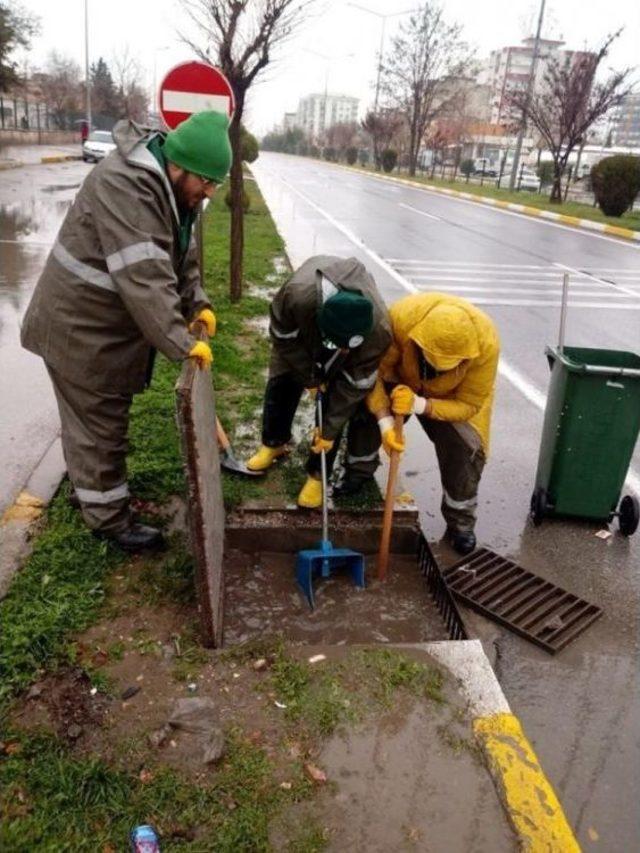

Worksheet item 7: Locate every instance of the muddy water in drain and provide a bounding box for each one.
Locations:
[224,551,449,645]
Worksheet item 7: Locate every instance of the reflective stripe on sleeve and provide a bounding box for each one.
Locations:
[75,482,130,505]
[341,368,378,389]
[347,450,379,464]
[443,489,478,510]
[53,241,116,292]
[106,241,170,273]
[270,324,299,340]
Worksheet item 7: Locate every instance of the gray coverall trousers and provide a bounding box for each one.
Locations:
[48,367,133,534]
[350,413,486,533]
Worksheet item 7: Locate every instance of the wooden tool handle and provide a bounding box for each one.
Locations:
[216,417,230,451]
[377,414,404,582]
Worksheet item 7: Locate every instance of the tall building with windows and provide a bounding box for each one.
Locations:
[295,93,359,140]
[611,93,640,148]
[479,38,594,126]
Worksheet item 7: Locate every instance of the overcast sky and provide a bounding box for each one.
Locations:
[18,0,640,134]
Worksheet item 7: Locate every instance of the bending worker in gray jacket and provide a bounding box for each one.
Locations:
[247,256,391,508]
[21,110,231,551]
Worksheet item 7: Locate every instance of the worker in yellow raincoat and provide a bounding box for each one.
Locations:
[344,292,500,555]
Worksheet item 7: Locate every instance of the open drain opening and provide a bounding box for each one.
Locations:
[221,512,467,648]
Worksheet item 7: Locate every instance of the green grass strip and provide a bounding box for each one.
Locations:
[349,163,640,231]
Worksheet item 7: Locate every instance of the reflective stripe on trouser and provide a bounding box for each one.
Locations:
[47,366,133,534]
[419,418,486,533]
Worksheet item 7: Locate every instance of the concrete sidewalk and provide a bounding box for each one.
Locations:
[0,143,82,169]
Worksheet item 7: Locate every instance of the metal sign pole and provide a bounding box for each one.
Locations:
[558,272,569,354]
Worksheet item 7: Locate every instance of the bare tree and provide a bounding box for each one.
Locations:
[326,121,358,155]
[179,0,314,302]
[39,51,83,129]
[508,31,634,202]
[112,45,149,123]
[361,108,403,167]
[379,2,472,176]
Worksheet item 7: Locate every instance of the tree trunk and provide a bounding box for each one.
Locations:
[549,161,563,203]
[228,97,244,303]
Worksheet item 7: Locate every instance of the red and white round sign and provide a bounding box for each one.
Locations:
[159,61,235,130]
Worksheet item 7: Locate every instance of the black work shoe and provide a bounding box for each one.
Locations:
[447,528,477,556]
[98,523,165,553]
[332,473,374,497]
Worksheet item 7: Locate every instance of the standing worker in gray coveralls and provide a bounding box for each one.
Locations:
[21,111,232,551]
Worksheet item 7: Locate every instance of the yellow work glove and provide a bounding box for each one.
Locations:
[190,308,217,337]
[311,428,334,455]
[307,384,326,400]
[189,341,213,369]
[377,416,406,455]
[390,384,429,416]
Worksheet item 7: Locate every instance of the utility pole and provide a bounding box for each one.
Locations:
[509,0,546,189]
[84,0,92,131]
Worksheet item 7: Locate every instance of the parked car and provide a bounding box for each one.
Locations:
[82,130,116,163]
[473,158,498,177]
[518,169,541,191]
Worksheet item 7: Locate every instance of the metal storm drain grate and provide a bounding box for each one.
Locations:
[442,548,602,653]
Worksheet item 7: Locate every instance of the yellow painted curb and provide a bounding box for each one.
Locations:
[1,491,45,524]
[474,713,581,852]
[341,163,640,243]
[604,223,636,238]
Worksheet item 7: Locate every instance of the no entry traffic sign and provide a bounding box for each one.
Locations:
[159,61,235,130]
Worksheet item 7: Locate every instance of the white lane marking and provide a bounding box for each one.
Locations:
[386,259,553,268]
[552,261,640,299]
[279,176,419,295]
[443,298,640,309]
[404,276,608,287]
[361,170,640,250]
[276,175,640,495]
[411,286,633,298]
[398,202,442,221]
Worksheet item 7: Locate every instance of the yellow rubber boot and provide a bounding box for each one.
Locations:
[246,445,287,472]
[297,475,323,509]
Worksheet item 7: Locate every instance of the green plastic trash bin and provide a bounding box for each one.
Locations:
[531,345,640,535]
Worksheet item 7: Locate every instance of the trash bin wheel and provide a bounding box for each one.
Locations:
[530,487,548,526]
[618,495,639,537]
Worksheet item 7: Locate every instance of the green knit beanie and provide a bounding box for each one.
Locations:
[318,290,374,348]
[163,110,232,183]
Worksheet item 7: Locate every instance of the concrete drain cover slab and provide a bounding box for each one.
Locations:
[443,548,602,653]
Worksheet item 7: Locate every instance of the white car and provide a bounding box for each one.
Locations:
[518,169,541,191]
[82,130,116,163]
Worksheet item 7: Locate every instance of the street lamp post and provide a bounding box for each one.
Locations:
[308,50,354,144]
[84,0,91,132]
[348,4,419,116]
[508,0,546,189]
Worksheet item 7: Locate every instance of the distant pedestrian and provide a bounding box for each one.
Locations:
[345,293,500,555]
[22,111,232,551]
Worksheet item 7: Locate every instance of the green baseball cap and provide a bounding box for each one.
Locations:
[163,110,232,183]
[318,290,374,348]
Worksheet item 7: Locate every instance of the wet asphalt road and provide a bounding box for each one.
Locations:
[0,160,91,515]
[251,153,640,850]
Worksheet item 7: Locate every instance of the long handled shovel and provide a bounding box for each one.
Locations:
[377,415,404,581]
[216,418,264,477]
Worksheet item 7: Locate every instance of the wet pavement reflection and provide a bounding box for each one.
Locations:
[0,161,90,514]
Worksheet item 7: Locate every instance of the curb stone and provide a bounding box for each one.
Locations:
[341,163,640,244]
